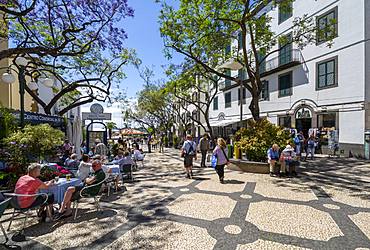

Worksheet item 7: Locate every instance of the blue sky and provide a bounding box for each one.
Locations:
[119,0,182,98]
[82,0,182,127]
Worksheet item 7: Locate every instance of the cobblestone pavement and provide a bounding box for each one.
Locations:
[1,148,369,250]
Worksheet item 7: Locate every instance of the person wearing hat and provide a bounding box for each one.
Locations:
[95,139,108,157]
[281,144,297,177]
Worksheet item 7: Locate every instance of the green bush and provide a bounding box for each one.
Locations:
[173,135,179,148]
[234,119,292,162]
[0,106,17,139]
[163,136,169,147]
[2,124,64,173]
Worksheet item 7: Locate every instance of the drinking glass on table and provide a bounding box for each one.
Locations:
[66,174,71,181]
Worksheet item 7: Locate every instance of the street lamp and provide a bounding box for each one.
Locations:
[1,56,53,127]
[220,60,244,123]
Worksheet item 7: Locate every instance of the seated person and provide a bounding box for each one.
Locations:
[133,145,144,161]
[112,151,133,169]
[56,160,106,219]
[281,145,298,176]
[77,154,92,181]
[15,163,55,222]
[64,153,79,169]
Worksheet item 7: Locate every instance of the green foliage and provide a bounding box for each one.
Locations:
[0,106,17,139]
[106,122,117,130]
[173,135,179,148]
[163,136,169,146]
[234,119,291,162]
[2,124,65,172]
[159,0,335,120]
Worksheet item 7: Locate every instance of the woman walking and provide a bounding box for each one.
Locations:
[213,138,229,183]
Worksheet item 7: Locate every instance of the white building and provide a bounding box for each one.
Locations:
[208,0,370,157]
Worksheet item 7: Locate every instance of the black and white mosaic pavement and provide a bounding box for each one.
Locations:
[1,151,369,249]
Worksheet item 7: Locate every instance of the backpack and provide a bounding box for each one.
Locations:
[186,142,195,156]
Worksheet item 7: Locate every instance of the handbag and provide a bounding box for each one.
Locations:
[211,154,217,168]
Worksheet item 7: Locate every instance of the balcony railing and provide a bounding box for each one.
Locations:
[262,49,302,74]
[219,49,302,91]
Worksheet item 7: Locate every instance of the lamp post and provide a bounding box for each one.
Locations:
[220,60,244,123]
[1,56,54,127]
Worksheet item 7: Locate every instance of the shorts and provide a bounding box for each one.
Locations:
[30,193,54,208]
[184,155,194,167]
[71,186,84,201]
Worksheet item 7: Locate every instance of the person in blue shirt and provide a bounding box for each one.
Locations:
[267,144,280,177]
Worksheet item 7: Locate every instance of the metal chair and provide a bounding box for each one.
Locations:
[134,154,145,168]
[4,193,48,234]
[104,174,119,196]
[72,177,108,220]
[120,164,134,182]
[0,198,11,244]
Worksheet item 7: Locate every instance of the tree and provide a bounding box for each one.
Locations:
[131,83,175,135]
[0,0,135,115]
[106,121,117,139]
[0,1,133,60]
[159,0,336,121]
[165,62,221,140]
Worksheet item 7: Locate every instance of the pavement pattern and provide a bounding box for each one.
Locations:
[0,148,369,250]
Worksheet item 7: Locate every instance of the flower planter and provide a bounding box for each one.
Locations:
[228,159,269,174]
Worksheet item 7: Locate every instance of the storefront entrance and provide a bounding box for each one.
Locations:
[296,118,312,137]
[295,107,313,137]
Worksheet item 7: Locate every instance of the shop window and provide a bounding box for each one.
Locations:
[278,116,291,127]
[317,56,338,90]
[278,2,293,24]
[213,96,218,110]
[318,113,336,128]
[278,71,292,97]
[317,7,338,45]
[225,92,232,108]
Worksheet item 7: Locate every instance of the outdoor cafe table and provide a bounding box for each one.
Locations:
[103,164,120,175]
[40,178,82,204]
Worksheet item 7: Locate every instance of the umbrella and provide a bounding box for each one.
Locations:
[67,119,73,142]
[121,128,145,136]
[72,114,83,159]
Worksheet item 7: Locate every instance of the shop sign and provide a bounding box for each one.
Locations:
[12,111,64,126]
[82,112,111,120]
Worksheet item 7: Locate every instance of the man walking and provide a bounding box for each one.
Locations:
[181,134,197,178]
[199,134,210,167]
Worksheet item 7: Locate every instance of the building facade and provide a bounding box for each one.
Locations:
[208,0,370,157]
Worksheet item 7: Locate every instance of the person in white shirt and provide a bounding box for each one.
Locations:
[77,154,91,181]
[133,145,144,161]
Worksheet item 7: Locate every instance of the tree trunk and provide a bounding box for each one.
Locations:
[249,93,261,121]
